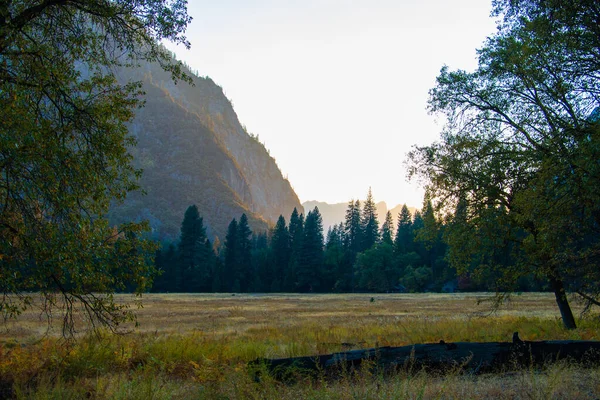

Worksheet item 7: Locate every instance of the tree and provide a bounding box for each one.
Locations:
[394,205,413,255]
[361,188,380,251]
[223,218,238,291]
[0,0,191,333]
[297,207,324,292]
[381,211,394,246]
[343,200,362,255]
[178,205,212,292]
[324,223,346,291]
[235,214,253,292]
[407,0,600,328]
[284,208,304,291]
[270,215,290,291]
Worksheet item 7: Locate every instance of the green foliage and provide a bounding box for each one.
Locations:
[343,200,362,256]
[394,205,413,254]
[355,243,396,292]
[297,207,324,292]
[178,205,213,292]
[0,0,192,333]
[408,0,600,327]
[270,215,290,291]
[380,211,394,246]
[361,188,380,251]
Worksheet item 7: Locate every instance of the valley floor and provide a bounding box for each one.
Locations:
[1,293,599,399]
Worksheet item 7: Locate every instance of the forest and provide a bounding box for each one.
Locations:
[152,188,544,294]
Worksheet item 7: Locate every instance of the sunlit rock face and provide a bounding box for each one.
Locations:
[109,61,303,242]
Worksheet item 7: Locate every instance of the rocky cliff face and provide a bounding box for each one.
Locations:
[109,62,303,241]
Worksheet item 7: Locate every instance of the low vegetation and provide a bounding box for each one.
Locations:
[1,293,599,399]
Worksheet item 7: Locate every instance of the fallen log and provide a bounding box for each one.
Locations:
[250,333,600,379]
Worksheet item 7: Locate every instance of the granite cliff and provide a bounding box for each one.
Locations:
[109,61,303,241]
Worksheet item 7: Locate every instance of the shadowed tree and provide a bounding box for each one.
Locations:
[284,208,304,291]
[0,0,192,333]
[381,211,394,246]
[361,188,380,251]
[394,205,413,255]
[408,0,600,328]
[178,205,211,292]
[270,215,290,292]
[223,218,238,291]
[297,207,324,292]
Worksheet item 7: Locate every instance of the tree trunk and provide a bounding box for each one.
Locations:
[550,276,577,329]
[252,337,600,380]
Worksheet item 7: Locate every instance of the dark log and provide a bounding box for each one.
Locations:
[250,333,600,380]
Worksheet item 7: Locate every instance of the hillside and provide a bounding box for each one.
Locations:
[108,62,303,242]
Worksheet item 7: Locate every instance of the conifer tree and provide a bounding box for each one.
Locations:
[297,207,324,292]
[178,205,211,292]
[271,215,290,291]
[381,211,394,246]
[323,224,345,291]
[285,208,304,291]
[394,205,413,254]
[223,218,238,291]
[361,188,380,251]
[235,214,253,292]
[344,200,362,255]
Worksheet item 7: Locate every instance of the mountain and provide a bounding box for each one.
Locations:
[108,61,303,242]
[303,200,417,233]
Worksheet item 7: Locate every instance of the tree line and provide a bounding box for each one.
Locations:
[152,188,548,294]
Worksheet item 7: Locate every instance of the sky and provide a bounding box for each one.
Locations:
[166,0,498,209]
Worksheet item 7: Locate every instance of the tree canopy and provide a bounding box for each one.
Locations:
[408,0,600,328]
[0,0,191,334]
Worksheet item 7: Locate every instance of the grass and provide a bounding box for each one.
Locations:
[1,292,600,398]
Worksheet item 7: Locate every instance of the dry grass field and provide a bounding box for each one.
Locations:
[1,292,600,399]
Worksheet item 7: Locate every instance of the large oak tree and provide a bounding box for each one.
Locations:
[408,0,600,328]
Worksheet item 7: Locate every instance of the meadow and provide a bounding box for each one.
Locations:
[1,292,600,399]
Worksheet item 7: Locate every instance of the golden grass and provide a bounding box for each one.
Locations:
[1,292,600,399]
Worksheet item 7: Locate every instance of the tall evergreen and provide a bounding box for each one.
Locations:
[297,207,324,292]
[361,187,380,251]
[178,205,211,292]
[235,214,253,292]
[394,204,413,254]
[251,231,270,292]
[271,215,290,291]
[285,208,304,291]
[223,218,238,291]
[324,223,346,291]
[344,199,362,254]
[381,210,394,246]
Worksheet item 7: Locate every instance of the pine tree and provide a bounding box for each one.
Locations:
[344,200,362,255]
[271,215,290,291]
[361,187,380,251]
[297,207,324,292]
[285,208,304,291]
[236,214,253,292]
[223,218,238,291]
[251,232,270,292]
[394,205,413,254]
[381,211,394,246]
[324,223,345,291]
[178,205,210,292]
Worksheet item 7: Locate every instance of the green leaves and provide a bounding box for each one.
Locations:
[0,0,190,335]
[408,0,600,328]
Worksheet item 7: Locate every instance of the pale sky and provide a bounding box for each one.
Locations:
[166,0,497,209]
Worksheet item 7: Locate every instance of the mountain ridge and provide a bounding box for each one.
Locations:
[108,60,303,242]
